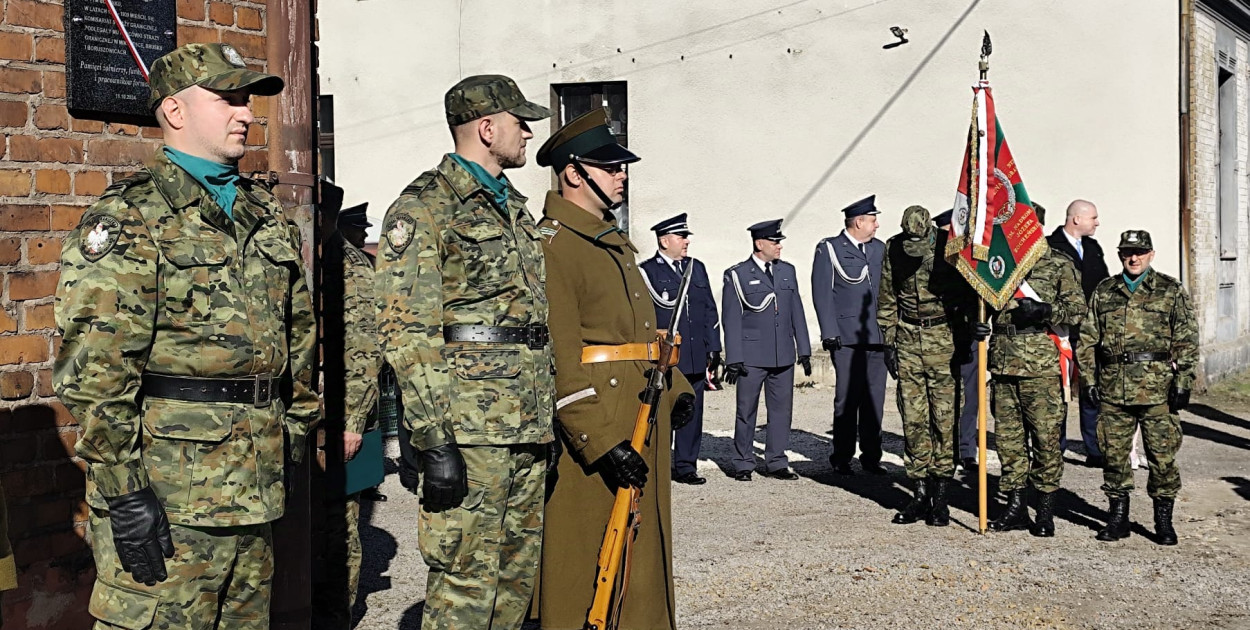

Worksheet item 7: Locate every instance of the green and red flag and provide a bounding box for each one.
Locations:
[944,79,1047,310]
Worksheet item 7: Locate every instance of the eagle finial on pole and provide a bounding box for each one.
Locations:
[979,30,992,80]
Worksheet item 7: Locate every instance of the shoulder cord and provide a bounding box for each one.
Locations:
[730,268,776,313]
[826,241,868,285]
[639,266,678,308]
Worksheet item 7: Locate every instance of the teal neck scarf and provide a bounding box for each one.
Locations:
[164,146,240,219]
[450,153,510,208]
[1123,268,1150,293]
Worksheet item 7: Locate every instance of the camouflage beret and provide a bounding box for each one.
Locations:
[444,74,551,126]
[1117,230,1153,251]
[901,205,931,237]
[148,43,283,111]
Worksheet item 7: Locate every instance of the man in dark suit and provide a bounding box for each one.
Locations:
[721,219,812,481]
[1047,199,1110,467]
[640,213,722,485]
[812,195,888,475]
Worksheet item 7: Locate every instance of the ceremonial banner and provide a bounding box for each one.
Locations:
[944,81,1047,310]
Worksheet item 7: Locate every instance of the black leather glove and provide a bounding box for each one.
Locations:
[671,393,696,430]
[973,322,992,341]
[597,441,649,489]
[798,355,812,377]
[397,423,422,494]
[822,337,842,353]
[1082,385,1101,408]
[1168,386,1191,413]
[1012,298,1052,326]
[708,351,722,376]
[723,362,747,385]
[418,444,468,512]
[884,346,899,381]
[105,487,175,586]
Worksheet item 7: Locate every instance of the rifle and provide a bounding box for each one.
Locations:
[584,261,694,630]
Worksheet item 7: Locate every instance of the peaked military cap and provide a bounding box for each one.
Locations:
[748,219,785,241]
[842,195,879,218]
[651,213,692,236]
[444,74,551,126]
[1032,201,1046,226]
[1117,230,1153,251]
[148,43,284,111]
[338,203,372,229]
[901,205,931,238]
[536,107,640,172]
[933,209,954,228]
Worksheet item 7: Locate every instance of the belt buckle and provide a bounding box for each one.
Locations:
[527,326,548,350]
[1119,352,1131,364]
[254,375,272,408]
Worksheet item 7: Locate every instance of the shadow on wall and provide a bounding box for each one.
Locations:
[0,402,95,629]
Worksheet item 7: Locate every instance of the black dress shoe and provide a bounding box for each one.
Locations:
[732,470,752,481]
[761,468,799,480]
[861,462,889,476]
[833,462,855,476]
[360,487,388,502]
[960,457,979,474]
[673,472,708,485]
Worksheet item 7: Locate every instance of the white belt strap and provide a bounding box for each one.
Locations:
[826,241,868,285]
[730,269,776,313]
[556,387,597,410]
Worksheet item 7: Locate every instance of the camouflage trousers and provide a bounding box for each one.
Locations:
[896,347,958,479]
[992,375,1066,493]
[419,444,546,630]
[312,494,361,629]
[87,510,272,629]
[1098,402,1183,499]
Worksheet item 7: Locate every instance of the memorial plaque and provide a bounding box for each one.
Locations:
[65,0,176,124]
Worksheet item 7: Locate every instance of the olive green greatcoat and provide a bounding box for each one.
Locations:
[537,192,691,630]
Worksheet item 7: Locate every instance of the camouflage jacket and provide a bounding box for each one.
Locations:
[878,228,972,364]
[1077,269,1198,406]
[54,150,318,528]
[988,247,1085,377]
[376,154,554,451]
[322,232,381,435]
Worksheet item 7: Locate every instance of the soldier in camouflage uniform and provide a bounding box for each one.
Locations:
[1078,230,1198,545]
[54,44,316,629]
[975,231,1084,537]
[878,206,970,527]
[376,74,555,630]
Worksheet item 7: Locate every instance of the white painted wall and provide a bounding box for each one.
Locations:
[319,0,1179,341]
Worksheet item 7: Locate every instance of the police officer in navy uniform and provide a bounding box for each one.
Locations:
[721,219,812,481]
[640,213,722,486]
[813,195,888,475]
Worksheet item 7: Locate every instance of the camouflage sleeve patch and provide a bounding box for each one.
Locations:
[384,213,415,254]
[79,214,122,262]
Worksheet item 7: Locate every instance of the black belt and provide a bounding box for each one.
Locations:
[1100,351,1170,365]
[443,324,549,350]
[993,324,1047,336]
[901,313,948,328]
[141,373,279,408]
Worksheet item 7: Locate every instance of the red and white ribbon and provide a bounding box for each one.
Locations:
[101,0,149,80]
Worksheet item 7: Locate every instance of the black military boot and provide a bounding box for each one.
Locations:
[1153,497,1178,546]
[925,476,950,527]
[988,488,1033,532]
[892,478,930,525]
[1029,491,1056,537]
[1096,496,1132,541]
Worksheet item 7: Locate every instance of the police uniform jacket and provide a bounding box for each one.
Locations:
[720,258,811,368]
[812,232,885,345]
[639,254,722,375]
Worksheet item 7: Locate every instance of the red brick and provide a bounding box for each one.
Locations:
[177,0,206,21]
[0,32,32,61]
[25,236,60,265]
[0,308,16,334]
[0,67,41,93]
[73,170,107,196]
[8,270,59,300]
[245,123,264,146]
[34,169,70,194]
[34,496,73,528]
[0,100,27,127]
[0,169,31,196]
[0,335,48,364]
[237,6,262,30]
[14,530,85,566]
[33,103,67,130]
[70,117,104,133]
[3,402,74,433]
[221,30,265,60]
[0,237,19,265]
[0,205,49,231]
[36,368,53,397]
[178,24,219,44]
[0,431,37,466]
[239,148,268,173]
[49,205,84,230]
[33,36,63,63]
[24,302,56,331]
[209,1,233,25]
[8,136,83,163]
[53,461,83,493]
[42,70,64,98]
[3,467,55,500]
[6,0,64,31]
[141,126,163,139]
[85,138,151,166]
[0,371,34,400]
[251,95,270,118]
[105,123,139,136]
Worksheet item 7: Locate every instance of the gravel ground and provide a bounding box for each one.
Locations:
[350,381,1250,629]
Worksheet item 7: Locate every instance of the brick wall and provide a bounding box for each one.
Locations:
[0,1,271,627]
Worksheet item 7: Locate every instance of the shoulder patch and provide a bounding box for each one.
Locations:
[79,215,122,262]
[385,214,415,254]
[401,171,439,197]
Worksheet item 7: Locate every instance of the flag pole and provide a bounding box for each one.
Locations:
[977,300,988,533]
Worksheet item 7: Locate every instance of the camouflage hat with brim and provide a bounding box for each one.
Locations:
[901,205,931,238]
[445,74,551,126]
[147,43,284,111]
[1117,229,1153,251]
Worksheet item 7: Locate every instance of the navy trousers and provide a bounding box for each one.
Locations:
[830,345,887,466]
[732,364,795,473]
[672,372,706,476]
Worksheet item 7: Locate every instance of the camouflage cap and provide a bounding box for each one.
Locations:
[1117,230,1153,251]
[148,43,284,111]
[444,74,551,126]
[901,205,931,238]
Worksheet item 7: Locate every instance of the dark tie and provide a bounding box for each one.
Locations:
[765,261,774,280]
[858,243,866,256]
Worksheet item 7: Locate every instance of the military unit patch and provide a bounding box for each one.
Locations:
[386,215,415,253]
[80,215,122,262]
[222,44,246,68]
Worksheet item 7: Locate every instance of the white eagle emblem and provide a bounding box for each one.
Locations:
[79,215,121,261]
[221,45,246,68]
[85,222,110,254]
[387,216,414,253]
